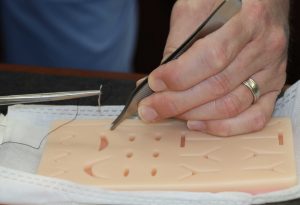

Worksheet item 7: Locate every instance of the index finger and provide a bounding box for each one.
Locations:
[149,5,253,92]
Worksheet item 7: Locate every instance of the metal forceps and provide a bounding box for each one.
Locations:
[0,90,100,106]
[110,0,242,130]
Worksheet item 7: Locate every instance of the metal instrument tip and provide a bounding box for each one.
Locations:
[110,122,117,131]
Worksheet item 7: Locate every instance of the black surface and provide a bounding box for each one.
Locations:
[134,0,174,74]
[287,0,300,84]
[0,71,136,114]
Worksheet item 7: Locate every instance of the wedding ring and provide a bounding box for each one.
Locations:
[243,78,260,104]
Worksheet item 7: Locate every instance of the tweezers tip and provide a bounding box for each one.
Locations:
[110,123,117,131]
[110,117,121,131]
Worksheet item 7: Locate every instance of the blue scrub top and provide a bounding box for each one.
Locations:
[0,0,137,72]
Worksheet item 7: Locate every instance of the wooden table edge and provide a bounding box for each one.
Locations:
[0,64,146,81]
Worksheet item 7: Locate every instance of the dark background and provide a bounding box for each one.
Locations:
[287,0,300,84]
[0,1,299,84]
[134,0,300,85]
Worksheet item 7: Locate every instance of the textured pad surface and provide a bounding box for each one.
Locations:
[38,118,297,193]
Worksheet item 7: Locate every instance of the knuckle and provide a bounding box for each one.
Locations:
[162,60,186,90]
[272,64,287,91]
[268,28,288,53]
[251,110,267,131]
[154,94,181,118]
[173,0,185,9]
[203,43,228,71]
[213,123,232,137]
[171,0,189,17]
[217,94,242,118]
[278,63,287,84]
[279,60,288,72]
[207,73,231,97]
[151,63,175,90]
[246,2,267,24]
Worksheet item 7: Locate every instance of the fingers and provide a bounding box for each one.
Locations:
[177,61,286,121]
[186,91,279,137]
[149,11,253,92]
[138,59,285,123]
[178,83,254,121]
[138,40,275,122]
[139,21,286,122]
[149,0,288,94]
[138,0,289,137]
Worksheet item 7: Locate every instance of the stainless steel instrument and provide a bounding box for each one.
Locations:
[0,90,100,106]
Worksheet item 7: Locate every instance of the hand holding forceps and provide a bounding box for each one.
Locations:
[110,0,242,130]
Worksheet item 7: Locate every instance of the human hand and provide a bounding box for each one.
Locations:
[138,0,290,136]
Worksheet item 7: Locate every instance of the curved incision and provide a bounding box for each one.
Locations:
[83,157,111,179]
[99,135,109,151]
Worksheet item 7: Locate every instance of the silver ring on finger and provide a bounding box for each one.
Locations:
[242,78,260,104]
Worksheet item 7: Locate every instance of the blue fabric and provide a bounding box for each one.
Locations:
[0,0,137,72]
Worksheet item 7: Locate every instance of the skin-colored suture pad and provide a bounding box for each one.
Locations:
[38,118,297,194]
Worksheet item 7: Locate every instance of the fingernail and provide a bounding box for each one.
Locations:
[187,121,206,131]
[138,106,158,122]
[149,78,167,92]
[136,77,147,86]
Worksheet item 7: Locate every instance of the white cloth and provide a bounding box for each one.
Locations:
[0,113,6,144]
[1,82,300,205]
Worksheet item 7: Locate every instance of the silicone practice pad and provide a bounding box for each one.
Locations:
[38,118,297,193]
